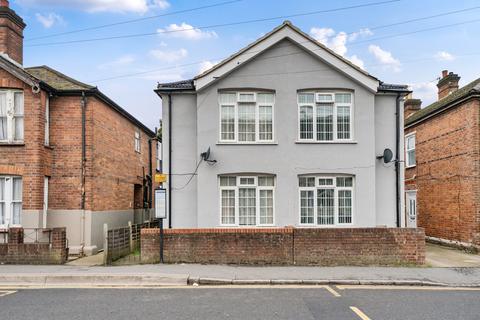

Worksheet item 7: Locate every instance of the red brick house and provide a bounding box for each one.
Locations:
[404,70,480,250]
[0,1,159,255]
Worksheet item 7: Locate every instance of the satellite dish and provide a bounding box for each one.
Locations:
[383,148,394,163]
[201,147,211,161]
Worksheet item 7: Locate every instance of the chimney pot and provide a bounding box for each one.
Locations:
[0,0,9,7]
[437,70,460,100]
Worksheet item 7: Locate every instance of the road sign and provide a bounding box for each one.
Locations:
[155,188,167,219]
[155,174,167,183]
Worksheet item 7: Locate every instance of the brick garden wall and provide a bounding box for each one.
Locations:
[405,99,480,247]
[0,227,68,264]
[141,227,425,266]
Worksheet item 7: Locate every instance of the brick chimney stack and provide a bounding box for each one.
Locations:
[404,93,422,119]
[0,0,26,64]
[437,70,460,100]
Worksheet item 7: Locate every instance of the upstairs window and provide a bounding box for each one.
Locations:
[299,175,354,226]
[134,131,141,153]
[45,97,50,146]
[298,92,353,142]
[219,92,274,143]
[0,90,24,143]
[405,133,416,167]
[219,175,275,226]
[156,141,162,172]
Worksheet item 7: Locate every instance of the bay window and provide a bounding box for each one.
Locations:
[299,175,354,226]
[219,175,274,226]
[298,92,353,142]
[219,92,274,143]
[0,90,24,143]
[0,176,22,227]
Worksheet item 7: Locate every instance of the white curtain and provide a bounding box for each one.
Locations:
[0,178,4,225]
[0,93,7,140]
[14,92,24,141]
[12,178,22,225]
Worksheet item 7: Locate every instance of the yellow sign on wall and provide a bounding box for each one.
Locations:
[155,173,167,183]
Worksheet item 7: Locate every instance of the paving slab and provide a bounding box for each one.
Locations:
[426,243,480,267]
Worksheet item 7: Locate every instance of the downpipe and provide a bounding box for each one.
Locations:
[80,92,87,255]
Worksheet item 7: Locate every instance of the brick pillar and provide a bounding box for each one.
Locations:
[8,227,23,244]
[141,228,160,263]
[51,227,66,249]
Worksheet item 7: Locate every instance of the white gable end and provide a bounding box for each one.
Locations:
[194,22,379,92]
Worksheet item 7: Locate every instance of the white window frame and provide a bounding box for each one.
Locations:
[219,175,275,227]
[0,90,24,143]
[298,175,354,227]
[134,130,141,153]
[405,132,416,168]
[405,190,417,223]
[156,141,162,172]
[0,176,22,228]
[218,92,275,144]
[297,91,354,142]
[45,97,50,146]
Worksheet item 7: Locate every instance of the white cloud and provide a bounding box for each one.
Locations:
[434,51,455,61]
[98,55,135,70]
[198,60,218,74]
[310,27,368,70]
[149,48,188,63]
[152,0,170,9]
[349,55,365,69]
[157,23,218,40]
[310,27,372,57]
[17,0,170,13]
[368,45,401,72]
[410,82,438,105]
[35,13,64,28]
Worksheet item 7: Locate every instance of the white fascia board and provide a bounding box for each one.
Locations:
[194,26,379,93]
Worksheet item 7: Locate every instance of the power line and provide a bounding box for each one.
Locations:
[26,0,402,47]
[26,0,243,41]
[88,16,480,84]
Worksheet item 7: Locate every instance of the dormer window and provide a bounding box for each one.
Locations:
[0,90,24,143]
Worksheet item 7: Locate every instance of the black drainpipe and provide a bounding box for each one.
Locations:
[395,93,401,227]
[168,93,173,228]
[148,138,153,209]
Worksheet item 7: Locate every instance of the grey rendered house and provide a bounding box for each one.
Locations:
[155,21,410,229]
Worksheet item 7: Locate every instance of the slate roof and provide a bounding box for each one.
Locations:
[23,65,155,136]
[405,78,480,127]
[25,65,95,91]
[156,79,195,91]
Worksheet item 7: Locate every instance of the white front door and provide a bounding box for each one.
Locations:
[406,191,417,228]
[0,176,22,228]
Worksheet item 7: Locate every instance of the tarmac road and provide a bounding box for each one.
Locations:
[1,286,480,319]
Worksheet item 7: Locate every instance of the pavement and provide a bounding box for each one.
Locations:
[0,243,479,288]
[425,243,480,267]
[1,287,480,319]
[0,263,479,288]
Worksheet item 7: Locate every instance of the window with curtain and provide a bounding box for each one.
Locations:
[299,175,354,226]
[0,176,22,227]
[134,131,141,153]
[297,92,353,142]
[219,175,274,226]
[219,92,274,143]
[405,133,416,167]
[0,90,23,143]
